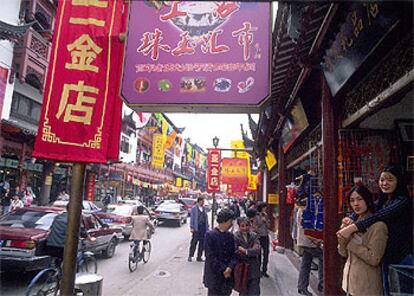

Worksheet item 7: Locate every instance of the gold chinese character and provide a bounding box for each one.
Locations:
[56,81,98,125]
[69,17,105,27]
[65,34,103,73]
[351,10,364,38]
[72,0,108,8]
[364,3,379,25]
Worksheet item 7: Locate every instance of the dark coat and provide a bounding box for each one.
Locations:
[234,231,261,279]
[203,228,237,290]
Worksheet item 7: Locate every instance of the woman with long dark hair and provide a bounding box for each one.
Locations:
[338,184,388,296]
[337,165,413,295]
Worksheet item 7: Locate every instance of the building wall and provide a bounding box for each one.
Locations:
[0,0,21,119]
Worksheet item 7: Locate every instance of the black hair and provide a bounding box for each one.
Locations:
[246,208,257,218]
[347,183,374,213]
[381,165,409,197]
[137,205,144,215]
[237,216,250,226]
[197,197,204,203]
[257,202,267,212]
[216,208,235,223]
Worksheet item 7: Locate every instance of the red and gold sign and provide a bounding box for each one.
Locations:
[207,149,221,193]
[85,172,96,201]
[221,158,248,185]
[33,0,125,163]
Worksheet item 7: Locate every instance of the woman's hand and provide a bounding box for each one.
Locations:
[238,246,246,254]
[341,217,353,227]
[223,267,232,278]
[336,224,358,239]
[337,233,349,245]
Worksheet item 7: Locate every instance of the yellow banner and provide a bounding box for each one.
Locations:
[247,174,257,191]
[161,118,168,145]
[231,140,251,177]
[151,133,165,169]
[265,149,277,170]
[176,177,182,187]
[268,193,279,205]
[183,179,191,188]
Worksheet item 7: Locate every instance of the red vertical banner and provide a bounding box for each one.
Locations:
[0,66,8,117]
[33,0,125,163]
[85,172,96,201]
[206,148,221,193]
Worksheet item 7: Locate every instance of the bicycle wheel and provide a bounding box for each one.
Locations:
[128,250,138,272]
[78,255,98,274]
[26,268,60,296]
[142,240,151,263]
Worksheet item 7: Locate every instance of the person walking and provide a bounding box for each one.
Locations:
[234,217,261,296]
[296,206,323,296]
[188,197,209,262]
[337,165,413,295]
[9,194,24,212]
[203,208,237,296]
[254,202,270,278]
[24,190,33,206]
[338,184,388,296]
[1,188,12,214]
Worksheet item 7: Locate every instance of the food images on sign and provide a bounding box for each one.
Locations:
[134,78,150,93]
[237,77,254,94]
[158,79,172,92]
[180,77,206,93]
[214,78,232,92]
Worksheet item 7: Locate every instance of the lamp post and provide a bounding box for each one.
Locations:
[211,136,219,228]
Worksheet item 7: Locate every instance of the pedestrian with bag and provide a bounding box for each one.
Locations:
[203,208,237,296]
[254,202,270,278]
[234,217,261,296]
[337,183,388,296]
[188,197,209,262]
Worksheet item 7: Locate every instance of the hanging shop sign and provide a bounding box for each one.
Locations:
[33,0,124,163]
[207,148,221,193]
[85,172,96,201]
[321,2,400,96]
[247,174,257,192]
[268,193,279,205]
[121,1,271,113]
[0,66,8,116]
[151,133,165,169]
[221,158,248,185]
[280,98,309,153]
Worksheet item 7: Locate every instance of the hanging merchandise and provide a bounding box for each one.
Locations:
[286,182,297,205]
[297,172,324,239]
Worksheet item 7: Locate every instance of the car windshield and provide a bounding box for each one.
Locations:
[157,203,180,212]
[0,210,59,230]
[107,205,133,216]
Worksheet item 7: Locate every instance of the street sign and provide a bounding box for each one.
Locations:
[207,149,221,193]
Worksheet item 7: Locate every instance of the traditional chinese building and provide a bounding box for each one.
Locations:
[0,0,56,197]
[253,2,413,295]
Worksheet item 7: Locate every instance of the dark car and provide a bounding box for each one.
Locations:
[178,198,196,216]
[0,206,122,272]
[95,203,156,240]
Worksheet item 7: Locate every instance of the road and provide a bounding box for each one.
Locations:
[0,217,200,296]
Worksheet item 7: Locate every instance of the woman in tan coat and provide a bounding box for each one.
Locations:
[338,184,388,296]
[130,205,155,243]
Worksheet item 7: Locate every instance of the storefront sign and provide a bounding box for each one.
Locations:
[151,133,165,169]
[322,2,400,96]
[85,172,96,201]
[0,66,8,117]
[122,1,271,112]
[207,148,221,193]
[268,193,279,205]
[221,158,248,185]
[247,174,257,192]
[33,0,125,163]
[280,99,309,153]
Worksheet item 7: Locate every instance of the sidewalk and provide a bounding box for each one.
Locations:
[122,240,317,296]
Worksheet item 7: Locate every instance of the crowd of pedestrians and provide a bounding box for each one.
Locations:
[0,180,34,214]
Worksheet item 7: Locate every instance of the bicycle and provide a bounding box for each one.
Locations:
[25,242,97,296]
[128,239,152,272]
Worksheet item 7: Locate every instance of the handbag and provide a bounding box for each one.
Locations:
[234,262,250,293]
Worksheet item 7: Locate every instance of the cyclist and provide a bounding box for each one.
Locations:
[130,205,155,256]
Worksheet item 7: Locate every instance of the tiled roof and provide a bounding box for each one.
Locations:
[0,20,36,41]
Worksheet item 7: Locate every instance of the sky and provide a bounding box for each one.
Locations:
[165,113,259,153]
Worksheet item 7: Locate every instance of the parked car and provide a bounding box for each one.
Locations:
[95,203,156,240]
[0,206,122,272]
[178,198,196,216]
[154,202,188,227]
[51,200,102,214]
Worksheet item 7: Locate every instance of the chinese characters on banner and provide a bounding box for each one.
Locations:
[33,0,125,163]
[207,148,221,193]
[221,158,248,185]
[151,133,165,169]
[85,172,96,201]
[121,1,271,110]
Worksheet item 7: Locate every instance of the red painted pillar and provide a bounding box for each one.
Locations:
[321,72,341,296]
[277,144,288,248]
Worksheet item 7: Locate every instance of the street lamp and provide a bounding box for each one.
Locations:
[211,136,219,228]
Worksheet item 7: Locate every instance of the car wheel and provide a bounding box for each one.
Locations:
[123,234,130,241]
[103,238,117,258]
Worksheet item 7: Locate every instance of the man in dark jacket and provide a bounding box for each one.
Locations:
[188,197,209,262]
[203,208,237,296]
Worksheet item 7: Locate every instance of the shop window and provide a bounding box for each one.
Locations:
[25,73,42,90]
[11,92,42,124]
[120,135,130,154]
